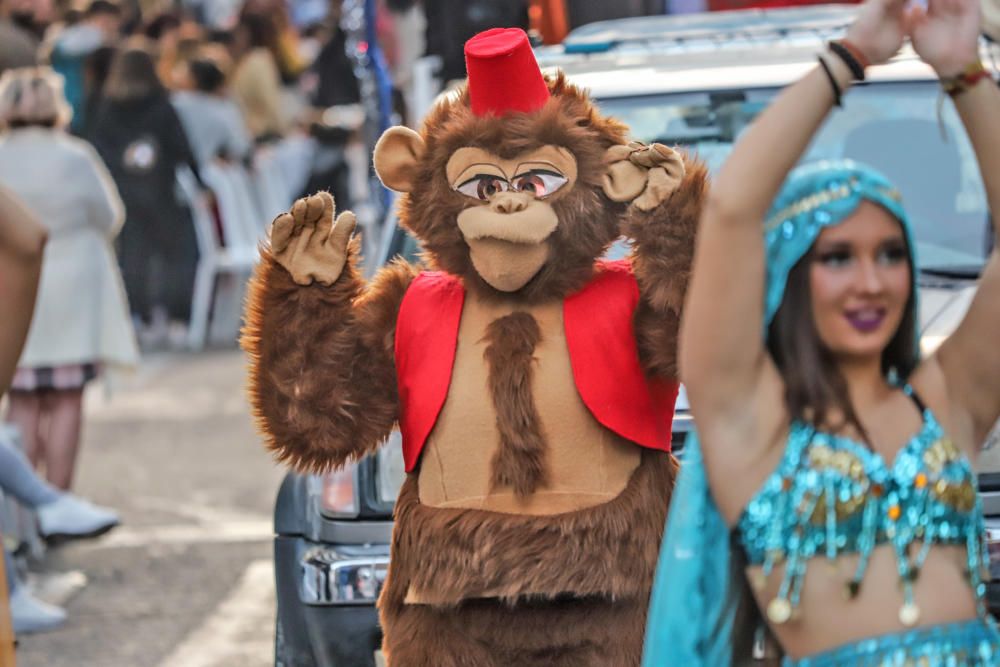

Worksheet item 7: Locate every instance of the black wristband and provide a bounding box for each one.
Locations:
[818,56,843,107]
[828,41,866,81]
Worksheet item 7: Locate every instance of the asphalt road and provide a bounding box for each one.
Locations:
[14,349,285,667]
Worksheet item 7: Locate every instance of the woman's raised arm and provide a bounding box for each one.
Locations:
[911,0,1000,446]
[680,0,909,416]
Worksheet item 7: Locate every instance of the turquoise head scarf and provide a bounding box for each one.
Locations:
[642,160,919,666]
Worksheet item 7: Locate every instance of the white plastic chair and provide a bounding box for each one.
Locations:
[201,163,259,261]
[222,163,266,238]
[253,147,294,223]
[176,168,258,350]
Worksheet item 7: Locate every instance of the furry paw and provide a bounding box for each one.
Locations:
[602,142,686,211]
[270,192,357,286]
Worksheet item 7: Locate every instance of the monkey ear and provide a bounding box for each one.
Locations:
[601,144,648,202]
[374,126,426,193]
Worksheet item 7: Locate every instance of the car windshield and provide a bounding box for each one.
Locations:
[595,81,991,275]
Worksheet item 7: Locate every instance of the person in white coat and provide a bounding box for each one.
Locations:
[0,66,139,490]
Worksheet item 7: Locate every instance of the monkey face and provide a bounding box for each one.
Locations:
[373,75,646,302]
[446,146,577,291]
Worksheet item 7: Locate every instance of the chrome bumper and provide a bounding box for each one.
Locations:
[299,544,390,606]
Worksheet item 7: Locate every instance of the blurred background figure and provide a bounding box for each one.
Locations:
[1,434,119,635]
[46,0,122,134]
[141,10,182,84]
[229,10,289,142]
[382,0,425,124]
[0,0,39,75]
[171,49,252,168]
[297,0,362,206]
[0,174,48,641]
[78,43,116,139]
[88,43,204,347]
[0,66,138,491]
[0,132,119,634]
[423,0,529,84]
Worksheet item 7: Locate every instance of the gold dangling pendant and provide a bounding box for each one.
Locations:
[899,602,920,627]
[767,597,792,624]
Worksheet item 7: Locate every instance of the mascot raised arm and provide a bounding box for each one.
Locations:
[243,27,705,667]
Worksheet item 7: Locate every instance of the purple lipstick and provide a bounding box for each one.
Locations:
[845,307,886,333]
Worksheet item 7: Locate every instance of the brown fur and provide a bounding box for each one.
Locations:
[379,449,676,609]
[244,63,702,666]
[380,449,676,666]
[625,159,708,379]
[244,71,703,471]
[241,248,417,472]
[398,73,630,304]
[482,312,548,496]
[382,594,647,667]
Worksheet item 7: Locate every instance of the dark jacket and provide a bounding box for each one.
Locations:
[88,93,200,233]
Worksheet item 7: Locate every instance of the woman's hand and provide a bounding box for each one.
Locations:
[907,0,982,77]
[846,0,909,65]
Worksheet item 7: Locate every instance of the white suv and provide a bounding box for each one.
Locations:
[537,3,1000,604]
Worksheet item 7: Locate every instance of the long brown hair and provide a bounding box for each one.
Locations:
[765,228,918,442]
[730,225,918,665]
[103,42,166,102]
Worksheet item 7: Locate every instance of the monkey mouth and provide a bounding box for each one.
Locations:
[456,205,558,245]
[465,236,550,293]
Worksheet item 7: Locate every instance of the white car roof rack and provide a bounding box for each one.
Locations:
[556,4,858,54]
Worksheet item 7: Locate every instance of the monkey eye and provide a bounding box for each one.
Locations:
[511,170,568,198]
[454,175,510,200]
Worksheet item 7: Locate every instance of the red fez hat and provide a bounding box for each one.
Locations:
[464,28,550,117]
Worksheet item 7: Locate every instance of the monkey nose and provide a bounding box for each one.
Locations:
[491,192,531,214]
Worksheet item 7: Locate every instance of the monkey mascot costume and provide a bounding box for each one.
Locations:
[243,27,705,667]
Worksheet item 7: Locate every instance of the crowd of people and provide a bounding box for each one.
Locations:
[0,0,453,642]
[0,0,551,642]
[1,0,999,662]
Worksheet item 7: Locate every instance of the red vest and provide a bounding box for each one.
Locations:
[394,260,679,472]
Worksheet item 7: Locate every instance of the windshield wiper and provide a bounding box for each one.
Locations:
[919,265,983,280]
[651,135,725,145]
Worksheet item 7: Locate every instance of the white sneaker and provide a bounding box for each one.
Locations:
[9,585,66,634]
[36,494,120,542]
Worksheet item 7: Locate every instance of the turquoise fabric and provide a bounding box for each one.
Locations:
[783,619,1000,667]
[738,401,987,622]
[761,160,914,327]
[642,430,738,667]
[49,48,86,133]
[642,160,923,667]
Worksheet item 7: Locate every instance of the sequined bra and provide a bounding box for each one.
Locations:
[735,388,988,628]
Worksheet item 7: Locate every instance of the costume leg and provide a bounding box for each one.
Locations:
[382,602,500,667]
[384,595,646,667]
[468,595,647,667]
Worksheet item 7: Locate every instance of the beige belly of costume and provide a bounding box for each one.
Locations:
[416,297,641,516]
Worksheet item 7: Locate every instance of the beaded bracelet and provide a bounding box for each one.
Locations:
[817,55,843,107]
[828,39,869,81]
[941,61,991,97]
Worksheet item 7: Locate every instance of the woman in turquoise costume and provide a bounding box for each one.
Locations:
[643,0,1000,663]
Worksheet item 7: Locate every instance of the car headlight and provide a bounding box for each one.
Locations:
[376,431,406,505]
[319,464,360,518]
